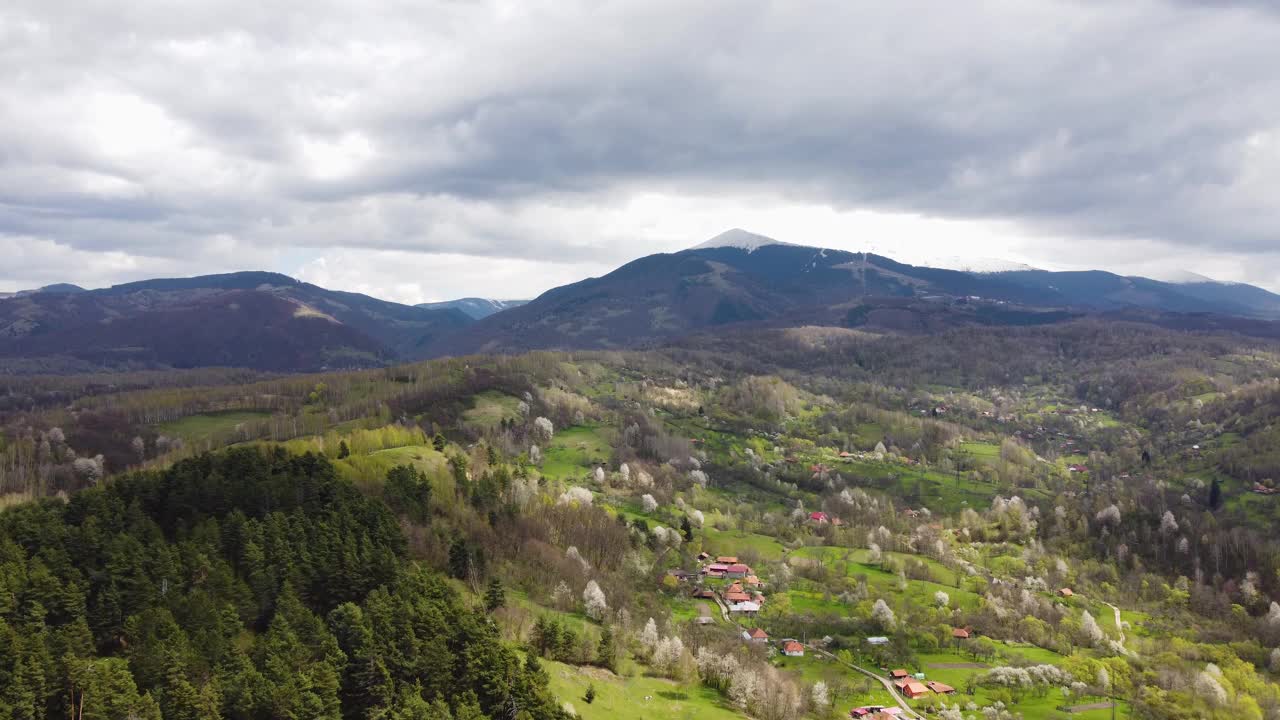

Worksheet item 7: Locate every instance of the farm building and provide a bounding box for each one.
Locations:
[898,681,930,699]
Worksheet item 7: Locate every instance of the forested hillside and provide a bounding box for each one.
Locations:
[5,321,1280,719]
[0,447,566,719]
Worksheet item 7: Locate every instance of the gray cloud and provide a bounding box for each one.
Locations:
[2,0,1280,293]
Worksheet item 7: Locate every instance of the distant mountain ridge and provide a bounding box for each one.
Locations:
[0,271,472,373]
[416,297,528,320]
[426,230,1280,356]
[7,231,1280,372]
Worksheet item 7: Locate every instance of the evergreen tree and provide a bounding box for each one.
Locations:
[484,578,506,613]
[329,603,393,720]
[596,625,616,671]
[338,441,350,459]
[448,538,472,581]
[385,465,431,523]
[680,516,694,542]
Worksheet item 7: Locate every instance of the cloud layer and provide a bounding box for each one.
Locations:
[3,0,1280,298]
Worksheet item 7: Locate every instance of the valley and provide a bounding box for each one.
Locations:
[4,320,1280,719]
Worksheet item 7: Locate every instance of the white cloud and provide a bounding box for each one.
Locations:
[293,250,610,305]
[3,0,1280,295]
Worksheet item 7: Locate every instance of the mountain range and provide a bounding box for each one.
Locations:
[5,229,1280,372]
[0,272,470,373]
[415,297,529,320]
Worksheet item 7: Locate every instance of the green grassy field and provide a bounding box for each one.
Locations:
[772,652,896,708]
[788,546,981,611]
[157,410,272,443]
[462,390,523,429]
[542,659,741,720]
[909,650,1128,719]
[960,440,1001,461]
[541,425,614,481]
[701,527,787,562]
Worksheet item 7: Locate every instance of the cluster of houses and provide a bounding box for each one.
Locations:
[886,669,954,699]
[693,553,768,614]
[736,628,808,658]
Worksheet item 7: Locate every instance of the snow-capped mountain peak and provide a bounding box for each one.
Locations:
[690,228,793,253]
[1148,269,1226,285]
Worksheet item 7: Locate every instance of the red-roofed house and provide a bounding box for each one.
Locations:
[899,681,930,699]
[715,556,738,564]
[926,681,955,695]
[744,628,768,642]
[889,669,909,680]
[782,641,805,657]
[808,511,830,524]
[725,563,751,578]
[952,627,971,639]
[724,591,752,603]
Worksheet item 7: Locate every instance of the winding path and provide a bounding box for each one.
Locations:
[711,595,730,622]
[804,644,926,720]
[1103,602,1126,646]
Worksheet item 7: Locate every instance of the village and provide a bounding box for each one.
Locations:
[668,545,987,720]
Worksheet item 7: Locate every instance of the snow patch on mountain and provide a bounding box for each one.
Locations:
[908,255,1040,273]
[417,297,528,320]
[1144,269,1232,285]
[690,228,794,253]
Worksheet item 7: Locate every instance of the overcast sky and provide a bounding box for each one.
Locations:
[4,0,1280,302]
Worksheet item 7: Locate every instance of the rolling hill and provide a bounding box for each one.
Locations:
[0,271,472,372]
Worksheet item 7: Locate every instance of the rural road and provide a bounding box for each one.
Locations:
[805,644,926,720]
[1104,602,1126,646]
[711,595,730,622]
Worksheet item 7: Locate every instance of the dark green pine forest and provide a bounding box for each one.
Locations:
[0,447,566,720]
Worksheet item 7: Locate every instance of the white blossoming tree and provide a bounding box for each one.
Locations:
[811,681,829,713]
[533,416,554,443]
[639,618,659,656]
[871,599,896,630]
[1080,610,1104,646]
[583,580,608,620]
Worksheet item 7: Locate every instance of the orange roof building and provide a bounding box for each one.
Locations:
[900,681,930,699]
